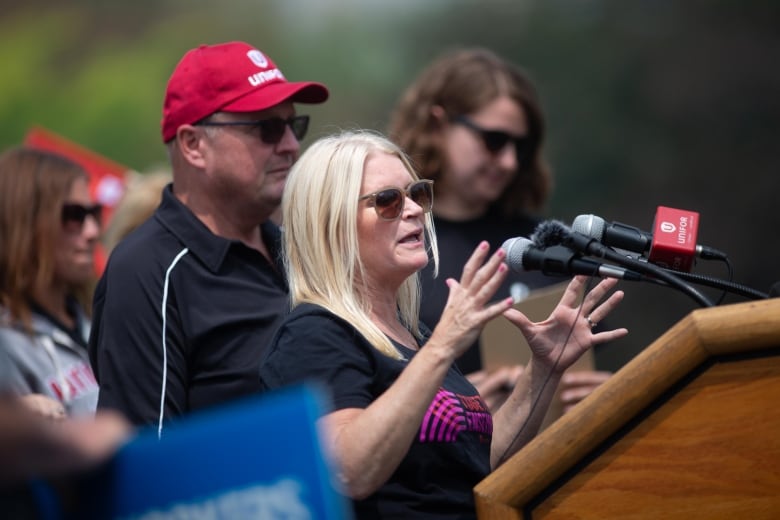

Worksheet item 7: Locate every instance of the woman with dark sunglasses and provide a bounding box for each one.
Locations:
[388,47,613,415]
[259,130,627,518]
[0,146,101,419]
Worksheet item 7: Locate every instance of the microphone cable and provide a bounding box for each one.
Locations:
[658,265,768,302]
[494,271,601,467]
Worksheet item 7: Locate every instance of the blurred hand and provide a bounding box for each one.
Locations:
[1,398,133,483]
[559,370,612,413]
[52,410,133,472]
[467,365,525,412]
[19,394,66,421]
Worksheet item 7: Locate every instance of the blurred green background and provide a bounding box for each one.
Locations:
[2,0,778,370]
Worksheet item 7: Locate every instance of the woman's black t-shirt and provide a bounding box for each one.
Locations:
[259,303,493,519]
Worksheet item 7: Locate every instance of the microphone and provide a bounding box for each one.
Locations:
[532,219,605,254]
[770,282,780,298]
[572,207,727,272]
[501,237,644,281]
[571,214,651,254]
[530,219,715,307]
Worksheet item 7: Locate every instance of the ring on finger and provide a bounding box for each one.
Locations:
[586,315,598,329]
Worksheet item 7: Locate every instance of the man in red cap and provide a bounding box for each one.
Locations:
[88,42,329,433]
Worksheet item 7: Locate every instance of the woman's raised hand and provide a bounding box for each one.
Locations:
[503,276,628,374]
[430,242,515,359]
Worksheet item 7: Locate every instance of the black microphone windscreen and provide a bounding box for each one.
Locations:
[531,220,571,248]
[770,282,780,298]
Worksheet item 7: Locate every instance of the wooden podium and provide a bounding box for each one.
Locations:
[474,297,780,519]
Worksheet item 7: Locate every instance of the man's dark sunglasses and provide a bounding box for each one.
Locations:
[196,115,310,144]
[62,203,102,227]
[453,115,533,161]
[359,180,434,221]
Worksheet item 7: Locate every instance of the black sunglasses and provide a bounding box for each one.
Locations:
[196,115,310,144]
[61,203,102,227]
[359,180,434,221]
[453,115,533,161]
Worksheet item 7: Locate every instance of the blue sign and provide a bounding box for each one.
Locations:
[75,384,351,519]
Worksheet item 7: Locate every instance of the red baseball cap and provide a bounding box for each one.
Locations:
[161,41,329,142]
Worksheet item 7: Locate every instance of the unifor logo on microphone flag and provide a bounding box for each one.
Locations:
[659,221,676,233]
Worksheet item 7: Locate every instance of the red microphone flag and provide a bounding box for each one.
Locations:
[649,206,700,272]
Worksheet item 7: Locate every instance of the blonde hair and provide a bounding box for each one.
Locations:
[282,130,439,359]
[103,169,171,252]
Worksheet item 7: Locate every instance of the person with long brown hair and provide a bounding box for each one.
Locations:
[388,47,612,412]
[0,146,101,418]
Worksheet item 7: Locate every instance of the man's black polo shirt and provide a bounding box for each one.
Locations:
[89,184,289,430]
